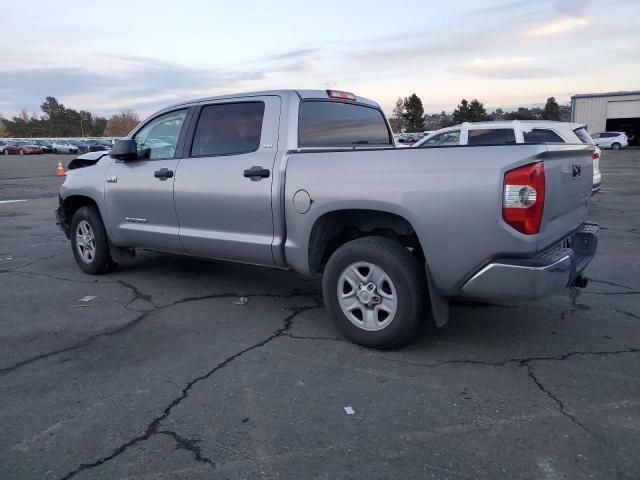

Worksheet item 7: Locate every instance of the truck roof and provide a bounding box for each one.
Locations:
[160,89,380,113]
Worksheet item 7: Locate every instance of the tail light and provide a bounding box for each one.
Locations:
[503,162,545,235]
[592,151,599,160]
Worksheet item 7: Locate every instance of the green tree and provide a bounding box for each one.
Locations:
[468,99,491,122]
[392,97,406,132]
[543,97,561,120]
[452,99,470,123]
[491,108,505,120]
[453,98,491,123]
[503,107,537,120]
[402,93,425,132]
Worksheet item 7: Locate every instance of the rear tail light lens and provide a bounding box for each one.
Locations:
[592,151,599,160]
[326,90,356,101]
[503,162,545,235]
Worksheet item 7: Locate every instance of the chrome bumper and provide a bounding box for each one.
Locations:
[461,223,598,301]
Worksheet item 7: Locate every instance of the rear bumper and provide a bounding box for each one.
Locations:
[461,223,598,301]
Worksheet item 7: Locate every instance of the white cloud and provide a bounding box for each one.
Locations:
[458,57,553,79]
[524,16,589,37]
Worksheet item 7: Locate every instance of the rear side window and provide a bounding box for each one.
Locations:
[191,102,264,157]
[468,129,516,146]
[573,127,594,144]
[299,101,391,147]
[420,130,460,147]
[523,128,565,143]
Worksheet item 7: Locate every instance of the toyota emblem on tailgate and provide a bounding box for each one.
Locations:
[572,163,582,178]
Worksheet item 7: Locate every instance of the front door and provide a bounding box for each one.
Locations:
[174,96,281,266]
[104,108,189,252]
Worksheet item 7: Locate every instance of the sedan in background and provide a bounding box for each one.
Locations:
[32,139,55,153]
[592,132,628,150]
[51,139,79,154]
[3,140,43,155]
[68,139,90,153]
[84,139,112,152]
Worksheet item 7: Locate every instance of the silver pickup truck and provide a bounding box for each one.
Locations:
[56,89,598,348]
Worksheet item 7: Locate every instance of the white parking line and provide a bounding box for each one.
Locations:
[0,199,28,204]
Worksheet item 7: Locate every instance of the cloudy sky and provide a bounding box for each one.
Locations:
[0,0,638,118]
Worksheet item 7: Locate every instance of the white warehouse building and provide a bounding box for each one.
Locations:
[571,90,640,145]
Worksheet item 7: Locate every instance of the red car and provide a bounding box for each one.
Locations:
[3,140,43,155]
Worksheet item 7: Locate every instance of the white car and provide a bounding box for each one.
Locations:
[51,139,79,154]
[591,131,628,150]
[413,120,602,193]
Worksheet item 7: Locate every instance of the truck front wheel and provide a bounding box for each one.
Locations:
[70,206,117,274]
[322,236,426,349]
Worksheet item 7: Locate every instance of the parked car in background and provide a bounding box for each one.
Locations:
[592,131,628,150]
[32,139,54,153]
[68,139,90,153]
[55,89,598,348]
[395,133,420,144]
[0,140,8,155]
[51,139,80,154]
[84,139,111,152]
[3,140,42,155]
[414,121,602,193]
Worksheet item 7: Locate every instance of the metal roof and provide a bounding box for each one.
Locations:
[160,89,379,112]
[571,90,640,99]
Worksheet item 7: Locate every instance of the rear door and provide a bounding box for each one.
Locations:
[104,108,190,252]
[173,96,281,266]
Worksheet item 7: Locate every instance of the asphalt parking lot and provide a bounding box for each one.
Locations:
[1,151,639,480]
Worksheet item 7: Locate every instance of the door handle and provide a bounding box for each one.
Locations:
[243,166,270,181]
[154,168,174,180]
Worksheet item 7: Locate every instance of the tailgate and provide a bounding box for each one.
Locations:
[537,144,594,250]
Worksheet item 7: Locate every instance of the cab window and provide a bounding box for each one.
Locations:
[468,129,516,146]
[191,102,264,157]
[419,130,460,147]
[523,128,565,143]
[134,109,187,160]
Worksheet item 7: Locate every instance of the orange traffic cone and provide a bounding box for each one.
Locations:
[56,160,65,177]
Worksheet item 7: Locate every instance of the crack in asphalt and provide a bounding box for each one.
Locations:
[584,291,640,295]
[112,277,157,311]
[614,308,640,321]
[158,430,217,468]
[590,279,636,290]
[0,288,320,375]
[0,252,65,274]
[12,269,116,285]
[384,348,639,441]
[524,364,595,435]
[57,303,319,479]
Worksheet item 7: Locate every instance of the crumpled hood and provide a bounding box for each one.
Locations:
[67,151,110,170]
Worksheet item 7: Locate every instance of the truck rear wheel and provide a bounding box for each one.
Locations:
[322,236,426,349]
[70,206,117,274]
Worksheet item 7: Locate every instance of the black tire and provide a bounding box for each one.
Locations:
[53,148,58,154]
[322,236,427,349]
[611,142,621,150]
[70,206,117,274]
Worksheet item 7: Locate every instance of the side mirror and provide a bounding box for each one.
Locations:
[110,139,138,160]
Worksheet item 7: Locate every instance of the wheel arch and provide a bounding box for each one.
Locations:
[307,209,425,275]
[306,208,450,328]
[59,195,102,239]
